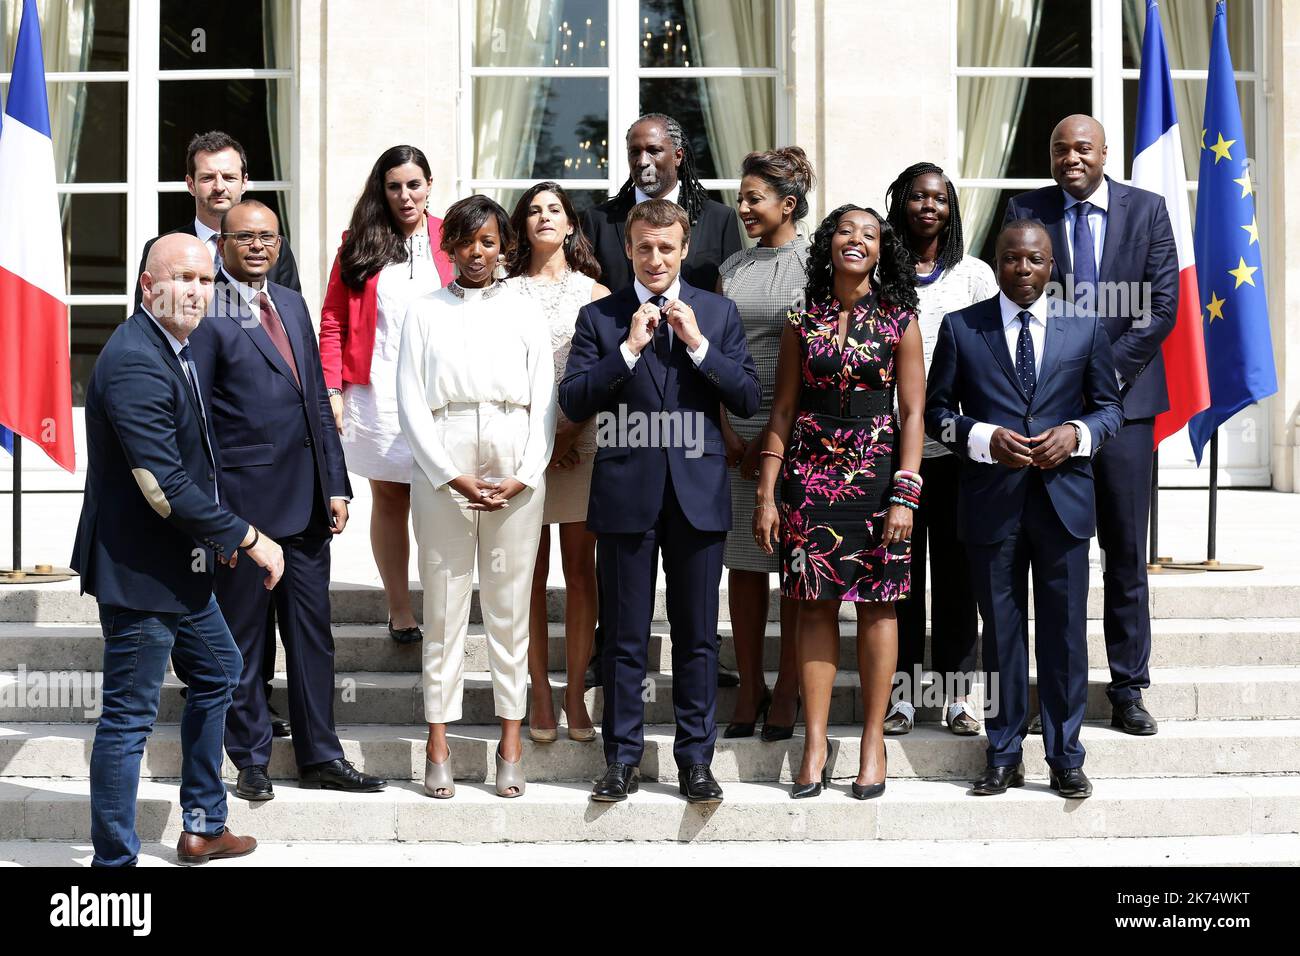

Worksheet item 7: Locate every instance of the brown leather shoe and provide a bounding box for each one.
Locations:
[176,829,258,865]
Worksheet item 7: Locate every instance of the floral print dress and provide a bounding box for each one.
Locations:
[780,291,914,603]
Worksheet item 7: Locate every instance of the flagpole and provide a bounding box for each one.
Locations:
[1166,428,1263,571]
[11,435,19,572]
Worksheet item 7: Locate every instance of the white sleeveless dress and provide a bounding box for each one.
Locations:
[506,270,598,525]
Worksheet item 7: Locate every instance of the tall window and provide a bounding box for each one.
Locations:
[463,0,785,217]
[0,0,294,407]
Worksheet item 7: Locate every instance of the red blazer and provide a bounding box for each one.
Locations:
[319,212,456,389]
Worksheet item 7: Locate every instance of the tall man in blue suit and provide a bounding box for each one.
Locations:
[1005,115,1177,736]
[926,220,1124,799]
[560,199,760,804]
[187,200,386,801]
[72,233,285,866]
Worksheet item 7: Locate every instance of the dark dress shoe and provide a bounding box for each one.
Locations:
[1049,766,1093,799]
[760,698,801,742]
[584,663,600,689]
[388,619,422,645]
[1111,699,1158,735]
[236,765,275,801]
[971,763,1026,795]
[270,717,292,738]
[723,689,771,738]
[591,762,639,802]
[1027,713,1043,735]
[717,668,740,688]
[299,757,387,792]
[678,763,724,804]
[176,829,257,865]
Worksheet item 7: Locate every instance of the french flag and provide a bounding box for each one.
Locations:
[0,0,74,472]
[1131,0,1210,448]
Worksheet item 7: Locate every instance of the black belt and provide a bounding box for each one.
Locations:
[799,388,893,418]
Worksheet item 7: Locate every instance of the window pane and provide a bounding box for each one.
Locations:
[476,187,609,221]
[157,189,291,242]
[638,0,774,68]
[958,187,1019,265]
[158,79,286,182]
[957,0,1089,69]
[1122,77,1256,181]
[64,82,127,182]
[1122,0,1255,71]
[160,0,286,70]
[474,0,609,68]
[473,76,608,180]
[65,192,127,296]
[71,305,127,407]
[638,77,775,180]
[957,76,1091,179]
[0,0,128,72]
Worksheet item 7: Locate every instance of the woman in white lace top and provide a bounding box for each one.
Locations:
[504,182,610,744]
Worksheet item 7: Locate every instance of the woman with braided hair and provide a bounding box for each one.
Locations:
[883,162,997,739]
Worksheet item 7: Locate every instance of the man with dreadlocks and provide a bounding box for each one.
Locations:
[581,113,743,294]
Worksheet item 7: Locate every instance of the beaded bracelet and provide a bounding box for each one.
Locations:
[888,496,919,511]
[894,469,923,485]
[759,450,785,462]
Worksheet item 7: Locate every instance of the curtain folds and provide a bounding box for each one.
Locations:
[263,0,295,237]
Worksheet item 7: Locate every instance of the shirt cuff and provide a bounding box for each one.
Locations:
[620,341,640,370]
[329,496,351,502]
[686,335,709,365]
[967,421,997,463]
[1066,419,1092,457]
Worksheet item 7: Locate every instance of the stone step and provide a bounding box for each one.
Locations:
[5,719,1300,783]
[5,578,1300,624]
[4,775,1297,843]
[4,617,1299,674]
[3,666,1296,724]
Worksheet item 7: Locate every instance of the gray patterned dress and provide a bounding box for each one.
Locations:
[719,236,809,572]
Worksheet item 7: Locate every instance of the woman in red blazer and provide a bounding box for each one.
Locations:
[320,145,455,643]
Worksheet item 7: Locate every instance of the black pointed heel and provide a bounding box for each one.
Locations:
[724,688,772,738]
[761,697,801,742]
[851,740,887,800]
[791,736,834,799]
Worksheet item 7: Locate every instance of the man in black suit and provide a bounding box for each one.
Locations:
[926,220,1124,799]
[561,199,759,804]
[133,129,301,312]
[1005,115,1178,737]
[186,200,386,801]
[581,113,744,688]
[73,233,285,866]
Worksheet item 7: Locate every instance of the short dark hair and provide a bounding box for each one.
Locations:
[625,198,690,246]
[186,131,249,180]
[999,217,1052,250]
[219,198,278,235]
[439,194,514,258]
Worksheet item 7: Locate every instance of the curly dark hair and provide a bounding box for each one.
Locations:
[505,181,602,280]
[803,204,918,312]
[439,194,514,261]
[884,161,965,275]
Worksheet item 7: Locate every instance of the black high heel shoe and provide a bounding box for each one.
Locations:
[388,618,422,645]
[851,739,887,800]
[761,697,801,743]
[724,688,772,738]
[791,736,834,799]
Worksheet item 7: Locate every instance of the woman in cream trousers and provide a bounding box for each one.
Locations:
[397,195,556,799]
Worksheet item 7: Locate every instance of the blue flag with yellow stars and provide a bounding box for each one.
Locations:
[1188,0,1277,463]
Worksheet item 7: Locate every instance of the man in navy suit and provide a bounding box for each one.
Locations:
[1005,115,1177,736]
[560,199,759,804]
[186,200,386,801]
[926,220,1124,799]
[72,233,284,866]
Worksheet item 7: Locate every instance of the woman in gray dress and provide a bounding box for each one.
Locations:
[718,147,816,739]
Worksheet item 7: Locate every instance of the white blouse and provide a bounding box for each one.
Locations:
[396,281,557,489]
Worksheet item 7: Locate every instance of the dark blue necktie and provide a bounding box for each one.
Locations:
[1015,311,1037,402]
[178,344,217,503]
[650,294,671,363]
[1072,200,1097,302]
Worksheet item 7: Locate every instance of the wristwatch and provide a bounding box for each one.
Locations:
[327,387,343,397]
[1070,422,1083,448]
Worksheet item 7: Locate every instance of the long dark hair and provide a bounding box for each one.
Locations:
[884,161,966,275]
[338,145,432,290]
[804,204,918,312]
[505,182,602,280]
[612,113,711,225]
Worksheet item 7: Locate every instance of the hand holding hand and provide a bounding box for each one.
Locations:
[990,427,1034,468]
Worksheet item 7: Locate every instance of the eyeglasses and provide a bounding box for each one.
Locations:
[221,232,281,247]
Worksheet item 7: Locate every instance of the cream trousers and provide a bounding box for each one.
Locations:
[410,402,545,723]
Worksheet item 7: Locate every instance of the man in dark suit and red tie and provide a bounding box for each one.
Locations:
[186,199,387,801]
[926,220,1124,799]
[1005,114,1178,736]
[560,199,760,805]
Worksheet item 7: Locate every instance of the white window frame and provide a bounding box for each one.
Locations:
[458,0,790,201]
[948,0,1270,487]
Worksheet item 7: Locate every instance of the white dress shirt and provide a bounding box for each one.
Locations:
[194,217,221,266]
[634,182,681,206]
[619,277,710,369]
[965,292,1092,463]
[1061,177,1108,277]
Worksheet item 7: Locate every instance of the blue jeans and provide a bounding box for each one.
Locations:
[89,594,242,867]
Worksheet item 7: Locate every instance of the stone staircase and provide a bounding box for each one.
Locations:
[1,579,1299,847]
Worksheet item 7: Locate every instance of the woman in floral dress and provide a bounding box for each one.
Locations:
[753,204,925,800]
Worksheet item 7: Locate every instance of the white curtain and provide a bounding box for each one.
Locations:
[1,0,95,216]
[473,0,560,182]
[263,0,295,235]
[957,0,1042,254]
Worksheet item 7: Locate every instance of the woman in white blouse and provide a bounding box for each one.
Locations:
[397,195,556,799]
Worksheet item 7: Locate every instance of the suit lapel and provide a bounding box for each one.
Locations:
[135,312,215,465]
[1097,176,1129,282]
[977,302,1029,403]
[222,280,302,393]
[1044,188,1072,281]
[1036,302,1069,390]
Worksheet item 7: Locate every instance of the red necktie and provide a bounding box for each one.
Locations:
[256,292,300,387]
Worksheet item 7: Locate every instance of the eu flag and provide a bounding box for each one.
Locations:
[1187,0,1277,463]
